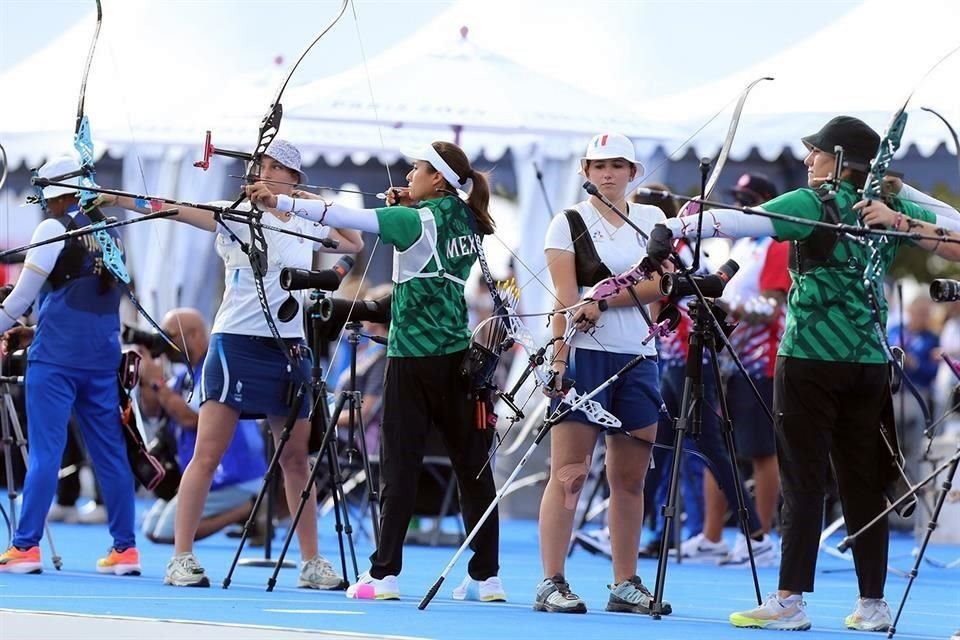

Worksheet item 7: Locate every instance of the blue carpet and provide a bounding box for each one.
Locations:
[2,502,958,639]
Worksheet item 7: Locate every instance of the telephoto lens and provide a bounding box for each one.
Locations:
[930,279,960,303]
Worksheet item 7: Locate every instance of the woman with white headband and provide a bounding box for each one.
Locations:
[246,140,506,603]
[535,132,670,615]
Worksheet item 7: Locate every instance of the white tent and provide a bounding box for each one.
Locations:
[643,0,960,161]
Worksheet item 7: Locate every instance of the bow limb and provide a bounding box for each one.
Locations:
[68,0,185,364]
[890,353,934,435]
[312,0,397,389]
[920,106,960,183]
[0,142,7,193]
[677,76,774,216]
[474,307,617,429]
[229,0,350,387]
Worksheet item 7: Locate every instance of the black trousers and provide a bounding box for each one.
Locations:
[370,350,499,580]
[775,356,889,597]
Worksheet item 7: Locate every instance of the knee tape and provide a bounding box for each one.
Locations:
[556,455,590,510]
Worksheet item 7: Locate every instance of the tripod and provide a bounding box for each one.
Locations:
[222,291,357,590]
[835,441,959,639]
[0,375,62,569]
[650,298,762,618]
[235,429,295,572]
[316,321,382,544]
[267,299,382,591]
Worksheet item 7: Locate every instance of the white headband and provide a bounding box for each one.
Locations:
[408,144,468,191]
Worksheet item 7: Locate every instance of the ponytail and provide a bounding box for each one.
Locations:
[432,141,496,235]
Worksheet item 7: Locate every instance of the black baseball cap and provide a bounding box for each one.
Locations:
[801,115,880,165]
[727,173,778,205]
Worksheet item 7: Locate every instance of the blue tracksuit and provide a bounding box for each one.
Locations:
[14,207,136,551]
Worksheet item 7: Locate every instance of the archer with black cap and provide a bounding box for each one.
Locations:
[643,114,960,632]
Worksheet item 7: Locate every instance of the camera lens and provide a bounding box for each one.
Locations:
[930,279,960,303]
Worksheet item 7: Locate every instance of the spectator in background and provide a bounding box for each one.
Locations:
[933,301,960,435]
[888,295,940,490]
[138,308,267,544]
[638,181,768,566]
[633,183,706,555]
[710,173,786,566]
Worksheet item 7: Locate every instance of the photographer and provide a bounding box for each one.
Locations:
[0,156,140,576]
[137,308,267,544]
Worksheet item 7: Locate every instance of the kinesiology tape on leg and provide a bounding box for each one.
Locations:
[556,455,590,510]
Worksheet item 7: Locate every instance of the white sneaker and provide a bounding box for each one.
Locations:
[163,552,210,587]
[47,504,79,524]
[845,598,892,632]
[298,555,343,590]
[730,593,812,631]
[669,533,729,562]
[452,575,507,602]
[720,533,778,567]
[573,528,611,557]
[77,504,108,525]
[345,571,400,600]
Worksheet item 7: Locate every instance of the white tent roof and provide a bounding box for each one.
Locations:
[644,0,960,160]
[285,25,669,148]
[3,0,955,169]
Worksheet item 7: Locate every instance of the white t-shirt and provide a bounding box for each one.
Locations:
[720,237,769,308]
[210,201,331,338]
[544,201,664,356]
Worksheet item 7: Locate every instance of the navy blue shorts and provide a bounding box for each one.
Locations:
[727,372,776,458]
[201,333,312,419]
[551,348,662,432]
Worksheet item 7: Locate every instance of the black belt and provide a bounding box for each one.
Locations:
[248,335,304,349]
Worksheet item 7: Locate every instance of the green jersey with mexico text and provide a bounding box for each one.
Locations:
[376,196,478,357]
[766,180,935,364]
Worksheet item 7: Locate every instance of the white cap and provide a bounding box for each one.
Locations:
[579,133,645,178]
[264,139,308,185]
[36,155,83,201]
[403,143,469,194]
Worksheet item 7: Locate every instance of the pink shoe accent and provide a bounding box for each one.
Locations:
[354,584,377,599]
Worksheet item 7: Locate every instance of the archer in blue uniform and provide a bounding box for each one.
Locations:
[0,155,140,576]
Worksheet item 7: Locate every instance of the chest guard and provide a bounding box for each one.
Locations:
[564,208,612,287]
[46,209,118,293]
[789,187,845,275]
[392,206,468,287]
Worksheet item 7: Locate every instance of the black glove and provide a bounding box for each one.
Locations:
[646,223,674,265]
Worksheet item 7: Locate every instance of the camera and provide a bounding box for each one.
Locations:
[668,259,740,300]
[2,348,27,378]
[930,279,960,303]
[122,325,178,359]
[280,255,354,292]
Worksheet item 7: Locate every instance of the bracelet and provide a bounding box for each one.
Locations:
[552,360,567,366]
[893,212,903,231]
